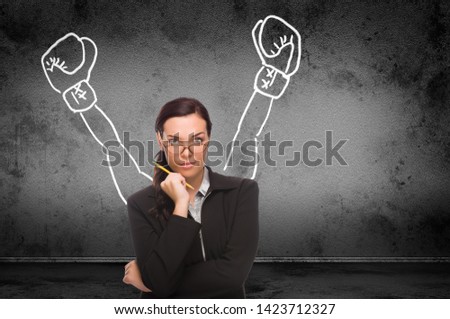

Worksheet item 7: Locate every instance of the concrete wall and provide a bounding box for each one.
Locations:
[1,0,449,258]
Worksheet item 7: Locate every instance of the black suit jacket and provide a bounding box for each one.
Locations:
[127,166,259,298]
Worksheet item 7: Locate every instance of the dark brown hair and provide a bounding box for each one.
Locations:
[151,97,212,220]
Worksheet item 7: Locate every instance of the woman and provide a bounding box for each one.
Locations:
[123,97,259,298]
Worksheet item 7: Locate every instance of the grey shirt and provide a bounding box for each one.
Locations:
[188,166,210,261]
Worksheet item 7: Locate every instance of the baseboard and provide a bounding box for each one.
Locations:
[0,256,449,262]
[255,257,450,262]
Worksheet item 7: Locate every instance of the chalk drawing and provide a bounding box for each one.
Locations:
[42,33,152,205]
[223,15,301,179]
[42,16,300,202]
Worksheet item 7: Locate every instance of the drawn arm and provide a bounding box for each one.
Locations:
[224,15,301,179]
[41,33,151,205]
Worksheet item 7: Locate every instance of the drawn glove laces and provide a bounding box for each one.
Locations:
[41,33,98,113]
[252,15,301,99]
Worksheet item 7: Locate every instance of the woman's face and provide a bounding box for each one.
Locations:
[157,113,209,179]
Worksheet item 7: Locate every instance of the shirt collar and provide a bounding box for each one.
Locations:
[197,166,210,197]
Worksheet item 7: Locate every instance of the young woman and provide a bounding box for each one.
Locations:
[123,97,259,298]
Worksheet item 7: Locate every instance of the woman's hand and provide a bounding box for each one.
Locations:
[160,173,190,217]
[123,260,151,293]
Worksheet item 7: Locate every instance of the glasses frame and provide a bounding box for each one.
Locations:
[160,132,209,154]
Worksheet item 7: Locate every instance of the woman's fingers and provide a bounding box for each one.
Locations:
[164,172,186,186]
[123,260,136,279]
[123,260,135,284]
[124,260,133,271]
[122,260,152,292]
[160,173,190,204]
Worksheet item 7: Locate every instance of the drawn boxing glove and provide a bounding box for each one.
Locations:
[41,33,98,113]
[252,15,301,99]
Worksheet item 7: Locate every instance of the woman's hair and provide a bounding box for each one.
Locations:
[150,97,212,220]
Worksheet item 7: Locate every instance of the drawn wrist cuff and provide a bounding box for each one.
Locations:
[253,65,290,99]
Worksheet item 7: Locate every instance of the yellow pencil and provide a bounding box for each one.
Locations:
[152,161,195,190]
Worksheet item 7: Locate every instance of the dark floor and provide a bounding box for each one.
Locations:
[0,263,449,298]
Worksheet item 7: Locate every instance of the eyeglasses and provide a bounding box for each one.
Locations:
[161,135,209,154]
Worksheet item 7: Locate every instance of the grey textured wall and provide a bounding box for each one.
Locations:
[1,0,449,258]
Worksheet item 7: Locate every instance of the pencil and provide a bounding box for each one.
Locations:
[152,161,195,190]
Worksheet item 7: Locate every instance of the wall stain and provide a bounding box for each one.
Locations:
[0,3,42,45]
[232,0,249,21]
[420,67,450,163]
[327,69,363,93]
[0,71,8,92]
[73,0,90,22]
[388,158,410,190]
[308,235,324,256]
[364,212,400,254]
[426,68,450,111]
[417,209,450,251]
[427,0,447,57]
[0,214,16,254]
[154,1,208,44]
[389,58,424,89]
[24,243,50,257]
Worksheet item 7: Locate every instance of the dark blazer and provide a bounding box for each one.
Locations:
[127,165,259,298]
